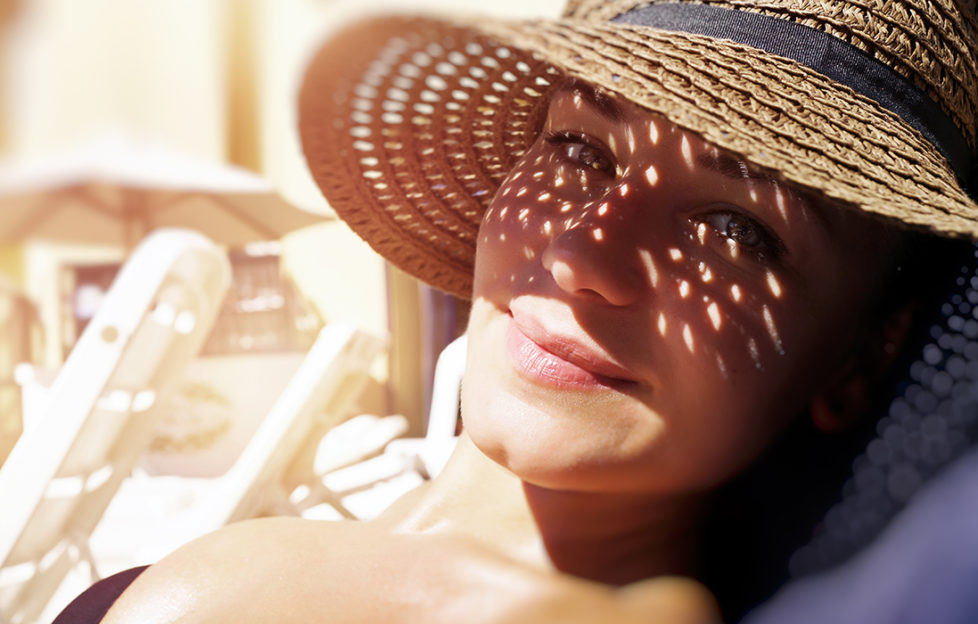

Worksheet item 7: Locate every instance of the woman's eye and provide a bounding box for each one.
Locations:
[701,211,784,259]
[545,132,614,174]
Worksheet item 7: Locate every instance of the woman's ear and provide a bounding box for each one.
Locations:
[810,301,916,433]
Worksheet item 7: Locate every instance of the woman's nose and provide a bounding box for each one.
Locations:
[541,212,650,306]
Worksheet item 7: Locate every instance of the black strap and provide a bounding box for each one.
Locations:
[614,3,976,195]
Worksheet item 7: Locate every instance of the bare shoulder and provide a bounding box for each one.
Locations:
[101,517,721,624]
[102,517,363,624]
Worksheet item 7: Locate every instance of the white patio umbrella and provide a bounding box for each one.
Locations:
[0,135,329,248]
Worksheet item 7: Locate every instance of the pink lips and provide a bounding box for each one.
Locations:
[505,315,636,390]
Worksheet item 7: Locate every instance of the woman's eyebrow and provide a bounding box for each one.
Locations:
[696,151,835,237]
[552,79,626,123]
[695,151,778,185]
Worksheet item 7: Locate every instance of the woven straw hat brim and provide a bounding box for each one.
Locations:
[299,14,978,299]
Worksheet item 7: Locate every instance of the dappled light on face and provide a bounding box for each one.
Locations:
[683,323,695,353]
[639,249,658,288]
[644,165,659,186]
[762,305,784,354]
[774,184,790,221]
[730,284,743,302]
[680,134,694,169]
[473,89,810,387]
[698,261,713,283]
[715,354,729,379]
[648,119,660,145]
[707,301,722,331]
[747,337,762,369]
[766,270,783,298]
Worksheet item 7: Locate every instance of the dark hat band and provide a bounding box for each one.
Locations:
[614,3,977,197]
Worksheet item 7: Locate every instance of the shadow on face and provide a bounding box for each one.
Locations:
[461,78,906,495]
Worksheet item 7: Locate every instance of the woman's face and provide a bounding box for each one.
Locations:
[462,81,901,495]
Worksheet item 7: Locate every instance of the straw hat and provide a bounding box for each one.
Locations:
[299,0,978,299]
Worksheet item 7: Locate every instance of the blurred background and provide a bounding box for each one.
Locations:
[0,1,564,621]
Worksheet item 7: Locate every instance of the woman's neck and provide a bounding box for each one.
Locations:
[381,433,707,586]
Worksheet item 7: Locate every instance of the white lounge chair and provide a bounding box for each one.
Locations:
[87,323,391,571]
[0,228,231,624]
[309,333,466,520]
[200,322,389,525]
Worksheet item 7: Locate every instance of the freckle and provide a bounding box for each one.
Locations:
[499,233,507,242]
[542,220,552,235]
[657,313,667,336]
[763,305,784,354]
[644,165,658,186]
[730,284,742,302]
[648,121,659,145]
[680,135,694,168]
[766,271,782,298]
[727,239,739,258]
[683,324,695,352]
[707,302,722,330]
[560,202,573,213]
[697,222,707,244]
[639,249,658,287]
[597,202,609,216]
[532,170,544,180]
[516,187,528,197]
[592,228,604,241]
[538,192,551,201]
[678,280,690,298]
[518,208,530,221]
[669,248,683,262]
[618,183,630,198]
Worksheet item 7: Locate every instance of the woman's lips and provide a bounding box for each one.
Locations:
[504,315,636,390]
